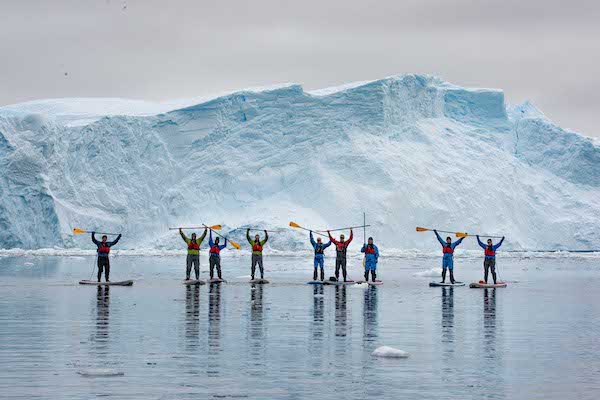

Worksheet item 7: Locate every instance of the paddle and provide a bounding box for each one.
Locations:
[456,232,504,239]
[73,228,120,236]
[169,225,222,230]
[233,228,287,233]
[416,227,468,236]
[203,225,241,249]
[289,222,328,237]
[315,224,370,232]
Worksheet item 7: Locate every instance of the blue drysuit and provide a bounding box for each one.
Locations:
[435,231,464,270]
[477,236,504,258]
[361,244,379,271]
[310,232,331,269]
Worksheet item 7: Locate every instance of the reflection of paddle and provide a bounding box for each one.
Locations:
[73,228,121,236]
[203,224,241,249]
[289,222,328,237]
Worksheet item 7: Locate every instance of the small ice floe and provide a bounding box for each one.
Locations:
[77,368,124,377]
[414,268,440,277]
[23,262,35,266]
[313,294,324,298]
[371,346,409,358]
[351,282,369,288]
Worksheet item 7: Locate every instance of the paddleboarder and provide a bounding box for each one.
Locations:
[434,230,465,284]
[328,229,353,282]
[477,235,505,284]
[247,229,268,280]
[310,231,332,281]
[91,232,122,282]
[208,230,228,280]
[180,227,207,280]
[361,237,379,282]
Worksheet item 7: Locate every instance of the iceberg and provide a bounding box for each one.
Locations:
[0,74,598,251]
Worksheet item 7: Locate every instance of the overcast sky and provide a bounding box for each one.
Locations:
[1,0,598,136]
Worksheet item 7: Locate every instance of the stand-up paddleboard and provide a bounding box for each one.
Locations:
[208,278,227,284]
[79,280,133,286]
[323,280,356,286]
[183,279,206,285]
[307,280,325,285]
[429,281,465,287]
[250,279,270,284]
[469,282,507,288]
[355,280,383,286]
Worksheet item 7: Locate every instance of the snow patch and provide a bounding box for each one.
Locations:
[77,368,124,377]
[372,346,409,358]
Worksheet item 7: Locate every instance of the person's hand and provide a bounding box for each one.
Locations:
[476,235,479,238]
[117,234,122,238]
[246,228,250,232]
[310,230,312,233]
[264,230,267,234]
[433,229,437,233]
[502,236,505,240]
[179,228,182,233]
[327,230,330,234]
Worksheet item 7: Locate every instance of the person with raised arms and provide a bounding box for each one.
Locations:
[208,230,228,280]
[247,229,268,280]
[310,231,332,281]
[328,229,353,282]
[477,235,505,284]
[361,237,379,282]
[91,232,122,282]
[434,229,465,284]
[180,227,207,280]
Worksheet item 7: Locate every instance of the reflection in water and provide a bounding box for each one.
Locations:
[94,286,110,353]
[440,286,455,363]
[312,285,325,341]
[481,288,505,397]
[207,283,222,377]
[335,285,348,338]
[247,284,265,376]
[363,286,378,343]
[483,288,496,345]
[185,284,201,350]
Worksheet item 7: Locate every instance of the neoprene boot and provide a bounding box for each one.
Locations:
[320,268,324,281]
[492,272,497,284]
[450,270,455,284]
[441,269,446,283]
[313,269,318,281]
[371,270,377,281]
[364,271,369,282]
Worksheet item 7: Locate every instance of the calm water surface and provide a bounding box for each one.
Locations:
[0,255,599,399]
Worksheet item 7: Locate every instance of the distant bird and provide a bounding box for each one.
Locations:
[64,72,68,76]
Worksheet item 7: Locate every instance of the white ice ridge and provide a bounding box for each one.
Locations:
[0,74,598,251]
[372,346,409,358]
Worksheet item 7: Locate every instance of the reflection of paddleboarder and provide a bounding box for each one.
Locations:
[91,232,121,282]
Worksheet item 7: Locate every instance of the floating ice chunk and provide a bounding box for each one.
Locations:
[414,268,441,277]
[313,294,324,298]
[372,346,409,358]
[351,282,369,288]
[23,262,35,266]
[77,368,124,377]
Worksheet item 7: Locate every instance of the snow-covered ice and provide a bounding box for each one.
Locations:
[372,346,409,358]
[0,75,598,251]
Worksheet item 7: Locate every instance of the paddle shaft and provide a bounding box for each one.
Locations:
[89,231,120,236]
[317,225,370,232]
[292,224,328,237]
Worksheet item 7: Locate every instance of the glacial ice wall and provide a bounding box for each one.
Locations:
[0,75,598,251]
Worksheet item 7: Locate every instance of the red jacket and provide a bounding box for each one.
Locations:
[329,230,353,257]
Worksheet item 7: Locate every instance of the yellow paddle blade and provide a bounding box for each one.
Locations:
[72,228,87,235]
[208,224,222,230]
[229,240,241,249]
[289,221,302,228]
[456,232,469,238]
[416,227,430,232]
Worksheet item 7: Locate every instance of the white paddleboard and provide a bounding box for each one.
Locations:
[429,281,465,287]
[183,279,206,285]
[369,280,383,286]
[250,279,270,284]
[469,282,507,288]
[79,280,133,286]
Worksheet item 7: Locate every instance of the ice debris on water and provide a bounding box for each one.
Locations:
[77,368,124,377]
[372,346,409,358]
